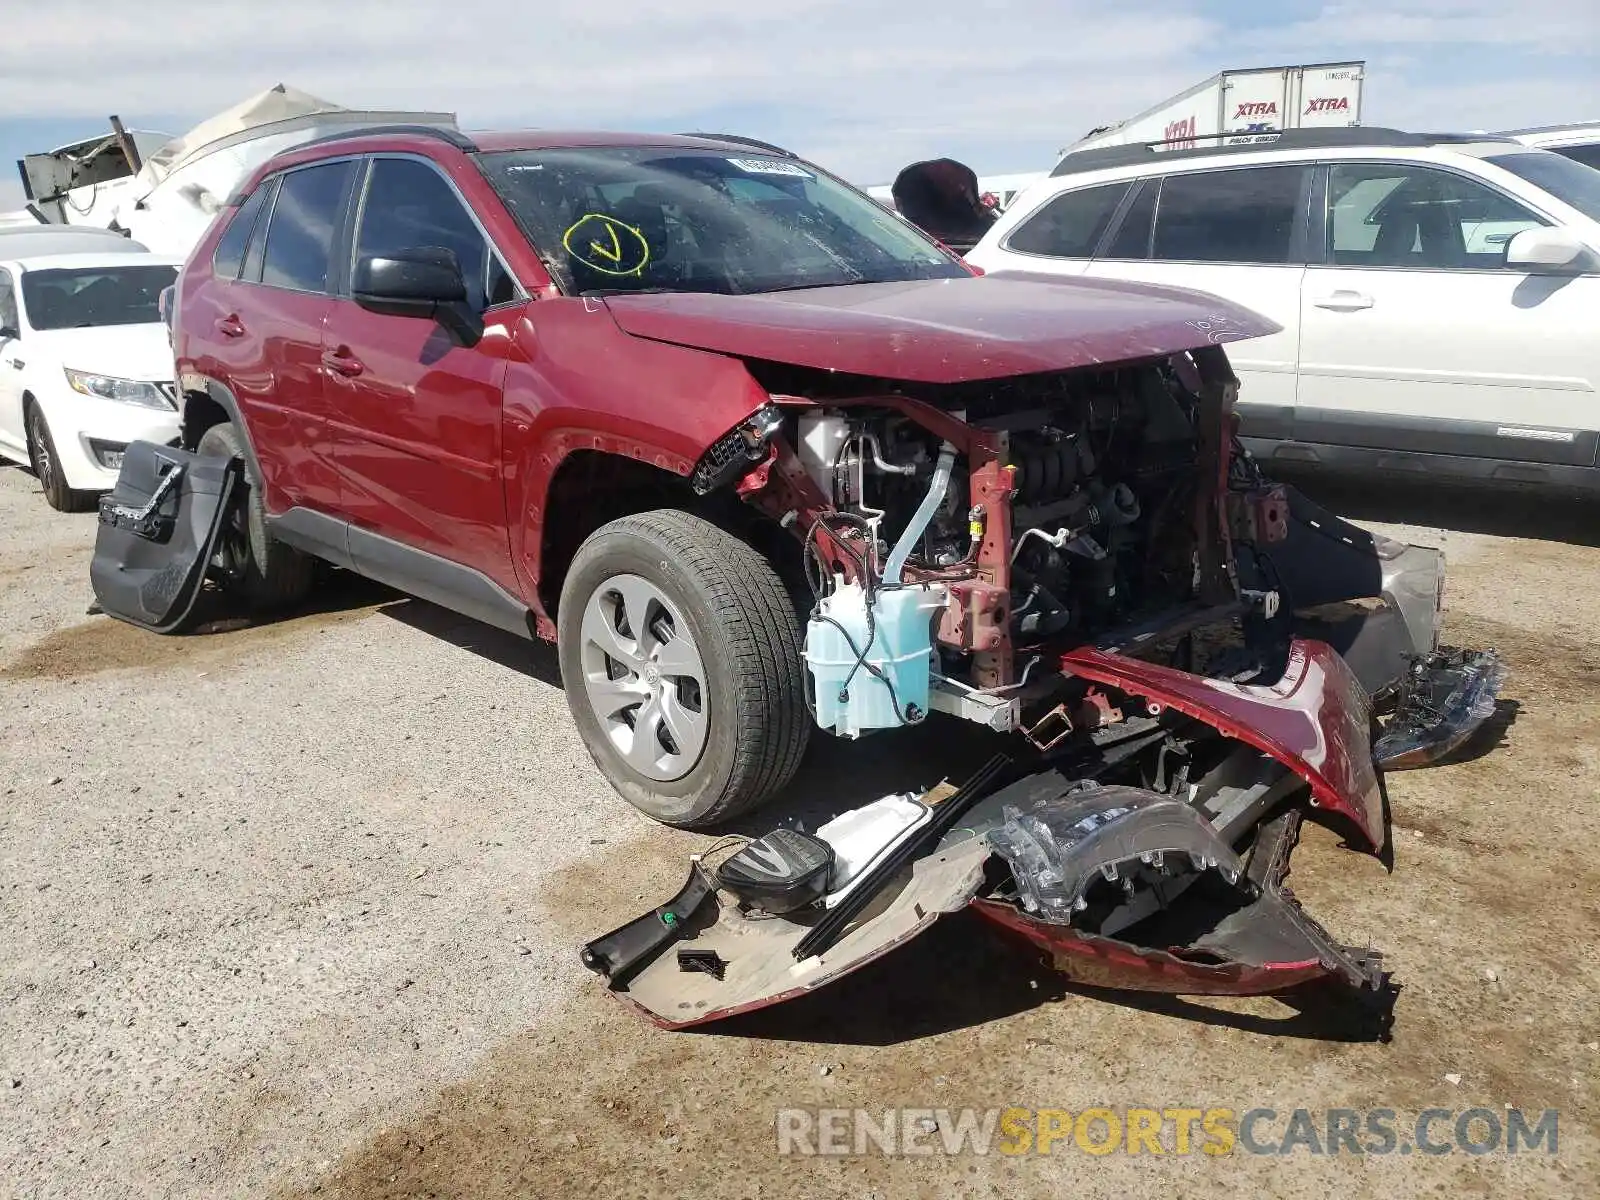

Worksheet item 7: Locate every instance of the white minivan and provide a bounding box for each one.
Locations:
[966,129,1600,495]
[0,239,182,511]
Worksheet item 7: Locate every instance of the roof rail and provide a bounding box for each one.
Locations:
[294,123,478,154]
[1051,126,1520,176]
[679,132,797,158]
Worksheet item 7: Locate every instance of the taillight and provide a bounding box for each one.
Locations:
[960,259,985,276]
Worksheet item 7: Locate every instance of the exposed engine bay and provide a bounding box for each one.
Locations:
[594,342,1508,1022]
[721,345,1277,744]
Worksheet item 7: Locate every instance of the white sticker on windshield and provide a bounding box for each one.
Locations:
[727,157,813,178]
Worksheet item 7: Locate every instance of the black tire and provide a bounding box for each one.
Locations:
[196,422,315,610]
[25,402,97,513]
[557,509,810,828]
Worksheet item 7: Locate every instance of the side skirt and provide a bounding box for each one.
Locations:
[269,506,535,639]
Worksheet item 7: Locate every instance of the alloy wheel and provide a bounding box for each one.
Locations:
[26,408,53,495]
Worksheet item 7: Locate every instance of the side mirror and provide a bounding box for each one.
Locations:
[0,325,18,341]
[1504,227,1589,273]
[352,248,483,346]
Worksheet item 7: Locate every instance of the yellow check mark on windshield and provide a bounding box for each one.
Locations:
[590,222,623,263]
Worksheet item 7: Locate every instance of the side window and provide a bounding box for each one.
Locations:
[1004,182,1131,258]
[0,269,17,335]
[1103,179,1158,259]
[260,161,355,293]
[1327,163,1547,270]
[211,183,272,280]
[241,178,278,283]
[356,158,507,311]
[1152,166,1308,264]
[485,256,517,307]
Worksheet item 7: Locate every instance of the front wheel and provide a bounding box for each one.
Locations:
[195,422,315,610]
[557,509,810,828]
[26,403,97,513]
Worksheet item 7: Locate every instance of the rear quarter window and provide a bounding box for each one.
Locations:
[1004,182,1131,258]
[211,184,273,280]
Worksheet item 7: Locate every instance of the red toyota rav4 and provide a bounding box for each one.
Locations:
[145,125,1498,841]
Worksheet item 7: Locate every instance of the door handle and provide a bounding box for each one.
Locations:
[217,315,246,338]
[7,358,22,370]
[321,348,364,377]
[1311,290,1374,312]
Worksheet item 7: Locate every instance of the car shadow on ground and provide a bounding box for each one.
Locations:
[1276,470,1600,547]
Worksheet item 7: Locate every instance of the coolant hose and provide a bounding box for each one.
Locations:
[883,443,956,585]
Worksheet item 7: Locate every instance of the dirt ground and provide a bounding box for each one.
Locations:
[2,461,1596,1200]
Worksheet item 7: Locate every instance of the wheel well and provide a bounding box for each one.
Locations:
[180,391,230,451]
[537,450,802,619]
[20,391,40,447]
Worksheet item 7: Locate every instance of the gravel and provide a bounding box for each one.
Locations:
[4,460,1598,1199]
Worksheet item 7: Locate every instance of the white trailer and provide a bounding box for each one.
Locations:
[1067,61,1365,155]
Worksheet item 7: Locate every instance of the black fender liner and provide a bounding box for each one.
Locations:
[89,439,240,633]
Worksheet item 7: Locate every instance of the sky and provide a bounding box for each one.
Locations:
[2,0,1597,212]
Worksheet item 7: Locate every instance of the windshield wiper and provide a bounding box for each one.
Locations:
[579,286,683,298]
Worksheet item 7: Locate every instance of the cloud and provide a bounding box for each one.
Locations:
[0,0,1595,214]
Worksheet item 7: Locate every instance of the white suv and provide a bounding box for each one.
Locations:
[0,249,182,510]
[965,129,1600,496]
[1504,122,1600,172]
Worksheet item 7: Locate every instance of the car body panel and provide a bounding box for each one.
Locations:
[321,297,522,595]
[601,274,1280,384]
[499,300,779,615]
[182,279,340,516]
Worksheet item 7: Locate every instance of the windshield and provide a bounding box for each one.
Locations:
[20,265,177,331]
[1486,151,1600,223]
[477,147,966,296]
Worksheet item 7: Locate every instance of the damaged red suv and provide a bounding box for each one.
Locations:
[99,127,1502,1006]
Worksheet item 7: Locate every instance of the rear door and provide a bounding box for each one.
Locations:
[1295,160,1600,473]
[1084,163,1313,435]
[205,160,357,516]
[321,154,523,595]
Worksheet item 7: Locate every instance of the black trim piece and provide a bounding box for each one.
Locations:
[1304,163,1330,267]
[1242,436,1600,495]
[579,862,715,991]
[1289,406,1598,468]
[678,132,796,158]
[1052,127,1520,176]
[297,124,477,154]
[268,506,534,637]
[1235,403,1295,441]
[267,505,355,571]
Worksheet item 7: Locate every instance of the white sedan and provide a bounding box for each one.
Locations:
[0,251,182,511]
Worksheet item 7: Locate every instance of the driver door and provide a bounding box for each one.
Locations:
[321,154,524,596]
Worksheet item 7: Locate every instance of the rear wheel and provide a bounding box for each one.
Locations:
[557,509,810,828]
[26,402,97,513]
[196,421,315,610]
